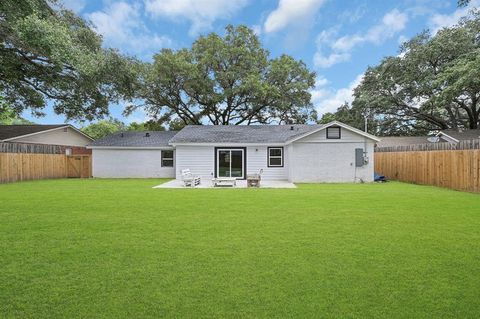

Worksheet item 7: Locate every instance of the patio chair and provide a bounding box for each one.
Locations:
[181,169,201,187]
[247,169,263,188]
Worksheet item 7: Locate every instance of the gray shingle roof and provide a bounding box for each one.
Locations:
[168,124,324,144]
[376,136,435,148]
[0,124,68,140]
[377,129,480,148]
[91,131,177,147]
[440,129,480,141]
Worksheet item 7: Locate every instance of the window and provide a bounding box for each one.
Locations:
[161,150,174,167]
[268,147,283,167]
[326,126,341,139]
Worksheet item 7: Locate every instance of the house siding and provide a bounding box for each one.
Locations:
[288,129,375,183]
[9,127,92,147]
[246,146,288,180]
[175,145,289,180]
[92,149,175,178]
[175,146,215,179]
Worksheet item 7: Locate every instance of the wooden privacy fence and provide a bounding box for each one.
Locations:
[0,141,92,155]
[66,155,91,178]
[375,150,480,192]
[0,153,91,184]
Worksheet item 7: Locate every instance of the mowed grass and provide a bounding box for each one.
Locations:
[1,179,480,318]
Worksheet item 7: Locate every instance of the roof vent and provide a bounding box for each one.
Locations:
[290,126,294,131]
[121,133,124,138]
[145,132,150,137]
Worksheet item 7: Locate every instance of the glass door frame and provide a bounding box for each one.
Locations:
[214,147,246,179]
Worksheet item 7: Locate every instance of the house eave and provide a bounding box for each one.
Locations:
[168,142,286,147]
[87,146,174,150]
[3,125,94,142]
[435,132,460,143]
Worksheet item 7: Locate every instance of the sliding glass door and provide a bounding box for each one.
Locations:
[217,149,244,178]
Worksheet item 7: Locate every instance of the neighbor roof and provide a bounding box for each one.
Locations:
[90,131,178,147]
[376,136,436,148]
[439,129,480,141]
[168,124,325,144]
[0,124,68,140]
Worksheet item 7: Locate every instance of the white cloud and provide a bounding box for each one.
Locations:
[313,27,351,67]
[314,52,350,68]
[264,0,327,33]
[314,76,330,87]
[333,9,408,50]
[429,0,479,33]
[144,0,248,36]
[311,74,363,115]
[87,2,171,57]
[314,9,408,68]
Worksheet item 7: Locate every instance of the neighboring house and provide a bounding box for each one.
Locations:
[0,124,93,147]
[376,136,444,148]
[377,129,480,148]
[436,129,480,144]
[88,121,379,183]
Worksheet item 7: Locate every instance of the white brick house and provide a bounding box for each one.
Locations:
[88,121,379,183]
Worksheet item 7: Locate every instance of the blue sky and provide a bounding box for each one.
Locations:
[24,0,479,125]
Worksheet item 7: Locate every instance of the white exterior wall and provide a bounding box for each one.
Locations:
[93,125,376,182]
[288,129,375,183]
[175,146,215,179]
[175,145,288,180]
[92,149,175,178]
[10,127,92,146]
[246,146,288,180]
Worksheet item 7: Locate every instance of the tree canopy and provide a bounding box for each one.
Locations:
[81,118,167,139]
[0,0,139,121]
[81,118,127,140]
[127,25,316,125]
[351,11,480,134]
[0,96,35,124]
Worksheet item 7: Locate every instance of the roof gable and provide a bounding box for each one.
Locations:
[0,124,68,140]
[285,121,380,144]
[438,129,480,142]
[0,124,94,142]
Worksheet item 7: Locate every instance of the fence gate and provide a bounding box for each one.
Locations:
[67,155,91,178]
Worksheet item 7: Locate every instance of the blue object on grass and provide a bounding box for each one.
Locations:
[374,172,387,182]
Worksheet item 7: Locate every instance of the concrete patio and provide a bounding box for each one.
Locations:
[153,179,297,189]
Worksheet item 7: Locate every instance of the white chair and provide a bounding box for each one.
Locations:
[247,169,263,187]
[181,169,201,187]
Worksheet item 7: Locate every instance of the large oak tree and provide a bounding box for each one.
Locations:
[127,25,316,125]
[0,0,139,120]
[352,11,480,132]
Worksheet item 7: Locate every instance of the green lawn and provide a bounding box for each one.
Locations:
[1,179,479,318]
